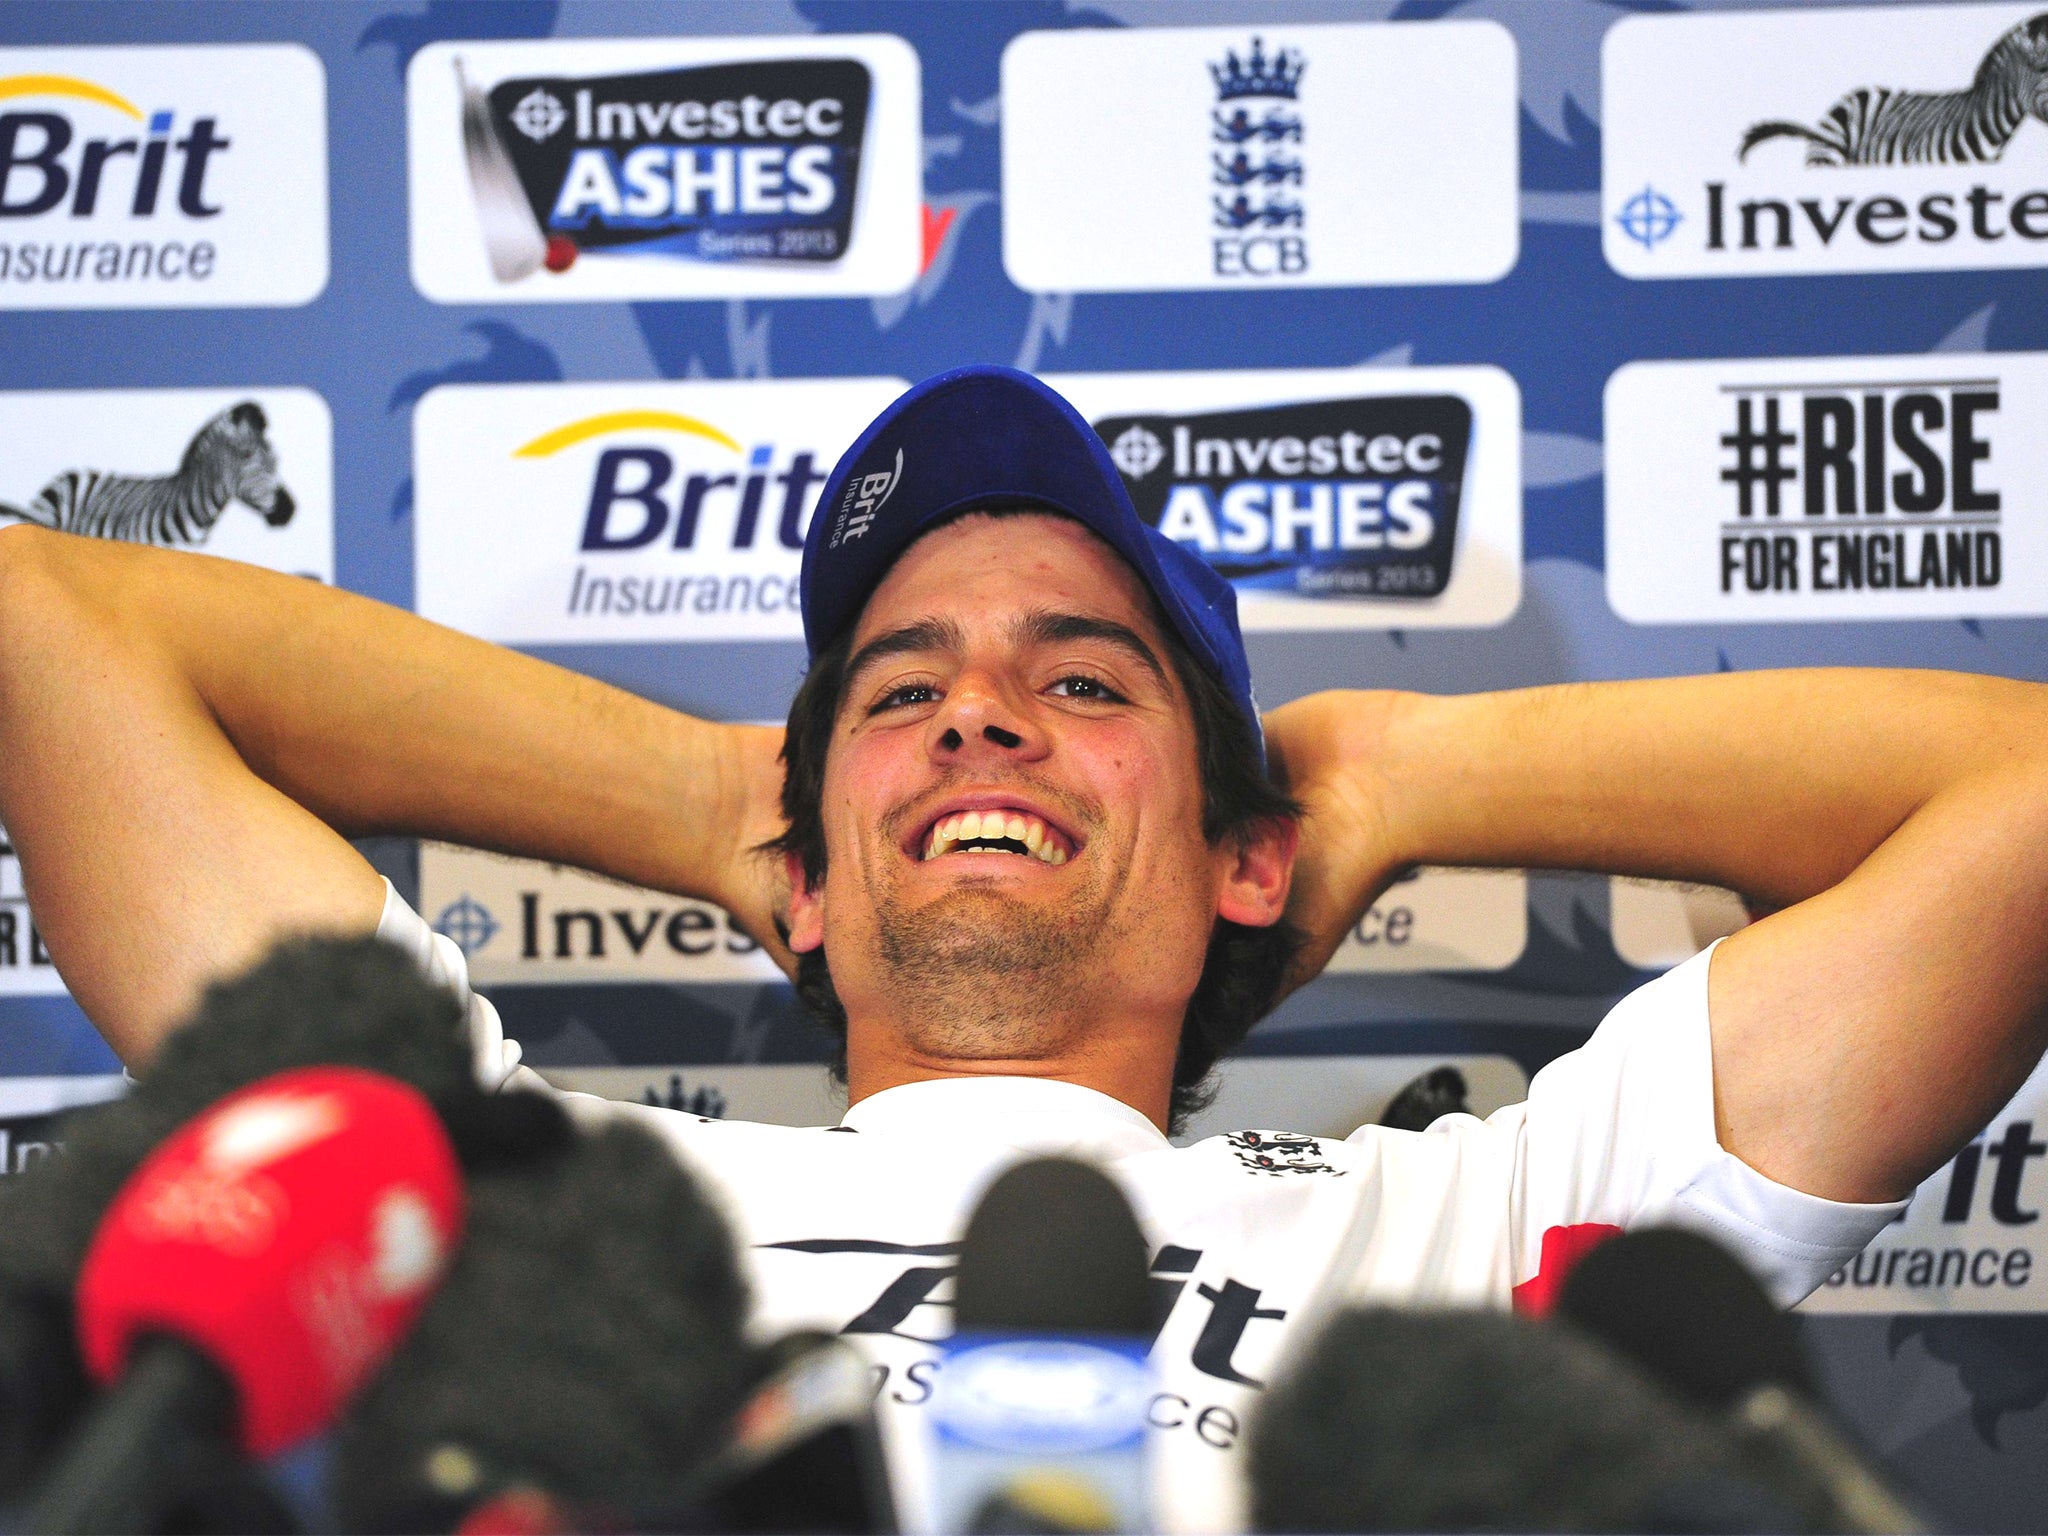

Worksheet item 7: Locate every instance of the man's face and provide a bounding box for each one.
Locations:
[784,512,1286,1082]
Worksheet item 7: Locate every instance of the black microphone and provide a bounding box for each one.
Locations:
[1248,1305,1801,1533]
[1557,1226,1928,1535]
[0,935,485,1512]
[328,1113,755,1534]
[927,1156,1155,1536]
[655,1330,898,1534]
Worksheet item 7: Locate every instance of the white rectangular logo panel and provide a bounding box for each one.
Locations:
[413,377,905,644]
[0,44,327,308]
[1002,21,1517,293]
[0,387,333,580]
[0,824,58,998]
[1047,366,1520,631]
[1324,869,1527,975]
[1607,354,2035,624]
[1609,879,1750,973]
[407,36,921,303]
[1605,4,2048,279]
[420,845,785,986]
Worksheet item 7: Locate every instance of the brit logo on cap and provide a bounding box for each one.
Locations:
[829,446,902,550]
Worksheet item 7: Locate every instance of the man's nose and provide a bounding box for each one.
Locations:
[928,673,1046,761]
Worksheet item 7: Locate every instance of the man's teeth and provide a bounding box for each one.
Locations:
[922,811,1069,863]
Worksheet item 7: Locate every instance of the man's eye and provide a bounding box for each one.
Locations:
[872,682,939,713]
[1049,674,1126,702]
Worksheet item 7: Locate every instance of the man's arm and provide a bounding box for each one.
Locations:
[0,527,792,1064]
[1265,672,2048,1204]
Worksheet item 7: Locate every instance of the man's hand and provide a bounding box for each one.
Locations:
[1262,689,1409,987]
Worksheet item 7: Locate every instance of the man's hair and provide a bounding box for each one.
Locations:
[765,506,1304,1134]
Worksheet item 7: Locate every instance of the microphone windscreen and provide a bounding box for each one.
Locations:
[1249,1306,1772,1533]
[954,1158,1151,1335]
[74,1066,465,1455]
[329,1116,753,1533]
[1555,1226,1816,1411]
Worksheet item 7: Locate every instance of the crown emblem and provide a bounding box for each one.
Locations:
[1209,37,1305,102]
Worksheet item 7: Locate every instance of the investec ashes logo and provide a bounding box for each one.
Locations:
[1620,11,2048,260]
[547,409,828,620]
[1095,397,1469,599]
[1209,37,1307,280]
[0,73,228,289]
[454,56,869,282]
[1716,376,2000,597]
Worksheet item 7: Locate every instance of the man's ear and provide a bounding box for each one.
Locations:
[1215,816,1298,929]
[784,852,825,954]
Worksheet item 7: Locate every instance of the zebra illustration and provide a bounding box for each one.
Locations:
[1741,12,2048,165]
[0,402,294,547]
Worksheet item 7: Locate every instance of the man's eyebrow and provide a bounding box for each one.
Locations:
[842,617,966,695]
[1018,611,1169,687]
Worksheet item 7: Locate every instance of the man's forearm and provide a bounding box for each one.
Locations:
[7,529,781,919]
[1374,669,2048,906]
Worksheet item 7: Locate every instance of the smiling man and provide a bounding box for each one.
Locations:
[2,366,2048,1529]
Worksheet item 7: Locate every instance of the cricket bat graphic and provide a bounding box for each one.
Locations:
[454,57,546,284]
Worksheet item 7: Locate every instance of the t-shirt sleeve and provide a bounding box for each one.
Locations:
[1494,940,1904,1307]
[374,877,544,1094]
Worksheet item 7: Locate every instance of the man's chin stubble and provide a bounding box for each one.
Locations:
[872,885,1112,1061]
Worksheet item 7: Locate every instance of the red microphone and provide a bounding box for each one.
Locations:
[30,1067,465,1532]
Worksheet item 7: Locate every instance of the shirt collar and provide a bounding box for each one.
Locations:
[839,1076,1170,1162]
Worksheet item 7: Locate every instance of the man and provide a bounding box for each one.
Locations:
[2,366,2046,1528]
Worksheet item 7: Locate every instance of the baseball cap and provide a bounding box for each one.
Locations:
[801,365,1262,762]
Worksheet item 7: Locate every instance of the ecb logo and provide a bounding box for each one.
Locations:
[1209,37,1308,280]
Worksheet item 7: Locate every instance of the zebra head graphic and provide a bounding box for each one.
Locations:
[1,400,295,547]
[1741,11,2048,166]
[185,402,295,529]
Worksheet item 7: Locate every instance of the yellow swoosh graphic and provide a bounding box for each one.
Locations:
[513,410,742,458]
[0,75,143,118]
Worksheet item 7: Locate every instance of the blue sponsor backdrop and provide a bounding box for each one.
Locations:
[3,1,2046,1524]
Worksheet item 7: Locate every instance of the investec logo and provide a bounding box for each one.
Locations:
[0,45,326,307]
[1094,396,1470,599]
[409,39,918,303]
[412,380,900,645]
[1604,5,2048,277]
[455,55,868,281]
[1606,354,2048,625]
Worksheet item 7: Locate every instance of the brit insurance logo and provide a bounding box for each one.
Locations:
[0,44,327,308]
[411,378,905,644]
[1606,354,2048,625]
[1605,4,2048,278]
[408,38,920,303]
[1001,21,1515,295]
[1048,367,1522,632]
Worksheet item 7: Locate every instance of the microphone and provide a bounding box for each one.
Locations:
[1557,1227,1928,1534]
[1248,1305,1799,1533]
[928,1157,1155,1536]
[656,1330,898,1534]
[26,1065,465,1534]
[327,1114,754,1534]
[0,934,485,1502]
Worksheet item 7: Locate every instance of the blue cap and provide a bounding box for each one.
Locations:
[802,366,1262,763]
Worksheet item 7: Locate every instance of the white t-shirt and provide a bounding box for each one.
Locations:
[376,882,1900,1533]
